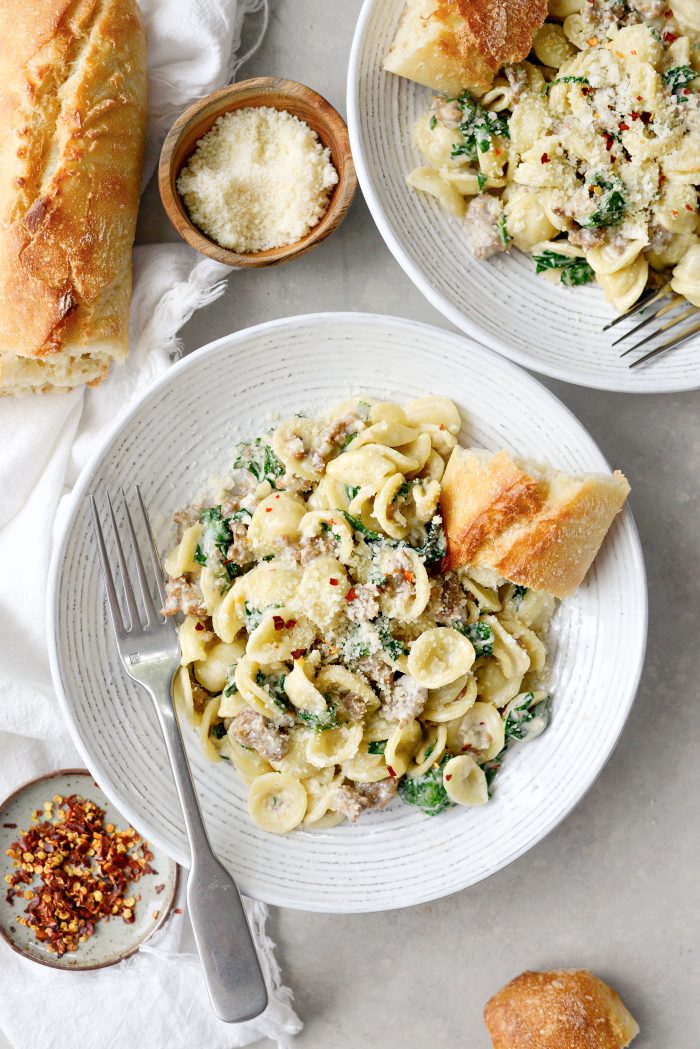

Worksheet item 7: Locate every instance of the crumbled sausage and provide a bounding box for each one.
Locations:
[310,414,359,471]
[383,675,428,726]
[172,506,200,539]
[355,655,394,701]
[430,94,463,129]
[231,709,289,762]
[649,224,673,252]
[161,576,207,617]
[504,63,528,102]
[332,777,398,822]
[225,517,256,568]
[299,531,337,565]
[334,686,373,722]
[568,225,608,250]
[464,194,508,260]
[426,572,467,625]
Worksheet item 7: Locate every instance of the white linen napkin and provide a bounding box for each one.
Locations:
[0,1,302,1046]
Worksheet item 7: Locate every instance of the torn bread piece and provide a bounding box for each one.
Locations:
[440,447,630,599]
[484,969,639,1049]
[383,0,548,97]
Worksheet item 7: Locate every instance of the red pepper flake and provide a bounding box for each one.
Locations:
[274,494,280,499]
[604,134,614,151]
[636,95,643,102]
[285,618,297,629]
[265,507,272,513]
[329,578,339,586]
[386,765,396,779]
[640,112,652,125]
[4,795,153,957]
[630,49,637,55]
[664,7,673,15]
[445,774,453,781]
[439,423,446,430]
[541,152,550,164]
[291,648,305,659]
[346,587,357,602]
[174,908,182,915]
[663,30,677,41]
[659,171,667,186]
[272,615,285,631]
[194,621,205,632]
[685,203,695,212]
[618,121,630,132]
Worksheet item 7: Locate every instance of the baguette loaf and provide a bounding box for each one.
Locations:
[484,969,639,1048]
[383,0,547,97]
[0,0,147,396]
[440,447,630,598]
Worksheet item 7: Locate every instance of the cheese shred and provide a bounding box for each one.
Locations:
[177,106,339,253]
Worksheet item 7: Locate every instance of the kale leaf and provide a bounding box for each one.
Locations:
[398,756,453,816]
[297,700,338,732]
[663,65,697,95]
[368,739,387,755]
[449,90,510,161]
[233,437,285,484]
[532,250,595,287]
[455,619,494,658]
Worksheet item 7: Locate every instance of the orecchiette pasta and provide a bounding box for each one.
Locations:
[164,397,556,832]
[403,2,700,316]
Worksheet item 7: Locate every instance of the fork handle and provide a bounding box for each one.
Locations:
[151,686,268,1023]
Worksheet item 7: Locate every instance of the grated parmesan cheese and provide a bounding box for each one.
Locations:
[177,106,339,253]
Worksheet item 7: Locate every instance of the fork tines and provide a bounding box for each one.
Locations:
[91,488,167,638]
[606,281,700,369]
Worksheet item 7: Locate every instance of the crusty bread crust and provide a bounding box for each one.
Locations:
[484,969,639,1049]
[384,0,547,95]
[441,447,630,598]
[0,0,146,395]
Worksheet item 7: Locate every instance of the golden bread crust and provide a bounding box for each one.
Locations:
[0,0,146,393]
[440,447,630,598]
[384,0,547,94]
[484,969,639,1049]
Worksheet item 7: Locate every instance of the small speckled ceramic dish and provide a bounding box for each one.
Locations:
[0,769,178,971]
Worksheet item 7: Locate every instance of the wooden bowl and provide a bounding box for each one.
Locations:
[158,77,357,268]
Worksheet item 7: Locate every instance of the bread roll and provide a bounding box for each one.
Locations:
[484,969,639,1048]
[0,0,147,396]
[440,447,630,598]
[383,0,548,96]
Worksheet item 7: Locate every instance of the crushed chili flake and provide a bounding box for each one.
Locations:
[604,133,614,151]
[285,618,297,629]
[445,774,453,781]
[664,7,673,15]
[194,621,205,632]
[264,507,272,513]
[174,908,183,915]
[618,121,630,132]
[663,30,677,41]
[630,111,640,121]
[346,587,357,603]
[329,577,339,586]
[291,648,305,659]
[685,204,695,212]
[272,615,285,631]
[386,765,397,779]
[4,795,154,957]
[541,152,550,164]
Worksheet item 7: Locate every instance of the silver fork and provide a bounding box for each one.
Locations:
[604,281,700,369]
[91,487,268,1023]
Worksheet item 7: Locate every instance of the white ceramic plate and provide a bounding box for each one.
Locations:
[48,313,647,912]
[347,0,700,393]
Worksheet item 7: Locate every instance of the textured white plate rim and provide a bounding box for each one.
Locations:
[346,0,700,395]
[47,311,648,912]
